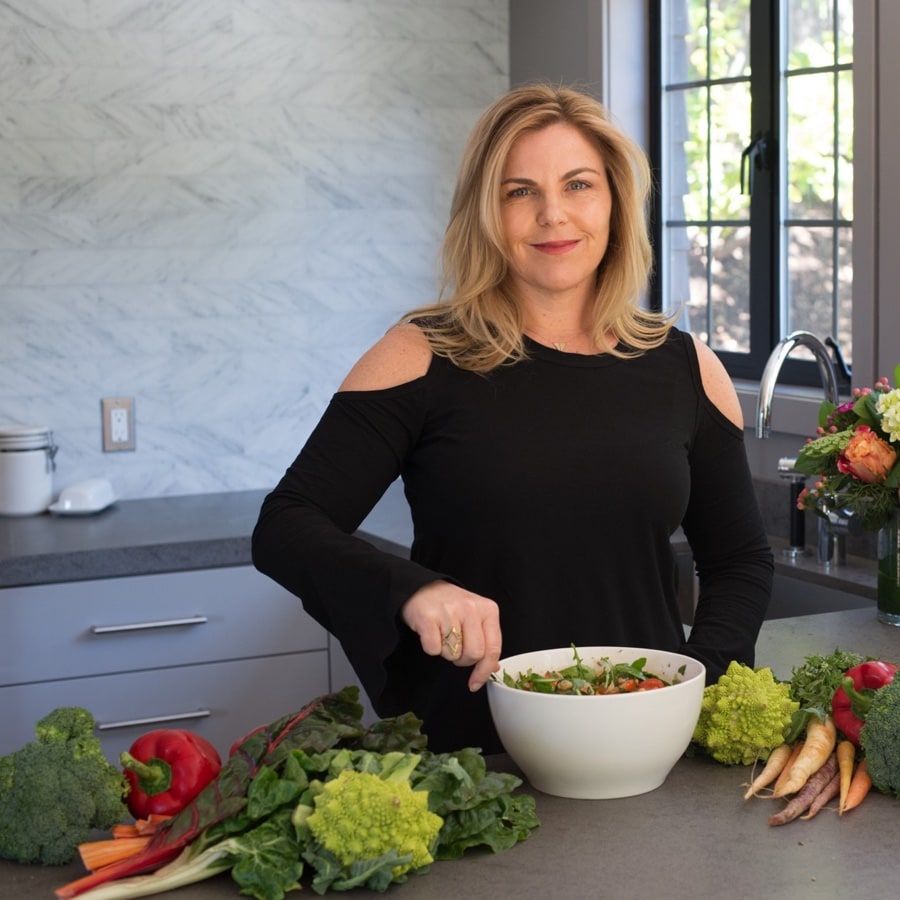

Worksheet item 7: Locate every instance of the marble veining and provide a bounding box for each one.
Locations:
[0,0,508,500]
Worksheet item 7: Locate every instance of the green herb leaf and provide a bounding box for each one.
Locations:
[789,648,868,708]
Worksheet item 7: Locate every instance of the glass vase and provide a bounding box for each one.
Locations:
[877,507,900,626]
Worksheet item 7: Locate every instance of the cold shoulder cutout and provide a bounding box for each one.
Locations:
[339,323,432,392]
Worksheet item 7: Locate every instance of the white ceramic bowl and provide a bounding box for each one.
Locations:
[487,646,705,799]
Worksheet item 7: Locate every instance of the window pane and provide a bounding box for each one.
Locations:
[786,0,835,70]
[708,225,750,353]
[665,224,698,315]
[709,81,751,220]
[679,225,709,340]
[786,72,835,220]
[837,0,853,65]
[709,0,751,80]
[785,225,836,337]
[665,87,709,221]
[665,0,709,83]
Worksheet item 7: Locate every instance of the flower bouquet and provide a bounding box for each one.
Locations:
[794,366,900,532]
[794,365,900,624]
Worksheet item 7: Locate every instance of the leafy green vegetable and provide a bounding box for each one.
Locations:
[782,648,870,742]
[55,687,538,899]
[410,747,538,858]
[498,644,672,694]
[789,648,868,709]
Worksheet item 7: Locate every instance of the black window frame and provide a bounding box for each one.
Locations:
[648,0,851,389]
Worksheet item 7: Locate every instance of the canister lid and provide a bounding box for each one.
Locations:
[0,425,54,451]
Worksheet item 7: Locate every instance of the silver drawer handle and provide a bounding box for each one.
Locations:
[91,614,208,634]
[97,709,211,731]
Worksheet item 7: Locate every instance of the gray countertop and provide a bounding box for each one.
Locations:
[2,608,899,899]
[0,485,877,601]
[0,485,414,589]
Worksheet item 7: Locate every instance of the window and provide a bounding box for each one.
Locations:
[651,0,854,385]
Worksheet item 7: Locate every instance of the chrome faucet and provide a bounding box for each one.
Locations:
[756,331,843,565]
[756,330,839,439]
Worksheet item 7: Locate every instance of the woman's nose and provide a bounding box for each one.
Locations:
[537,195,567,226]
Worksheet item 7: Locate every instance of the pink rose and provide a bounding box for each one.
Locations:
[837,425,898,483]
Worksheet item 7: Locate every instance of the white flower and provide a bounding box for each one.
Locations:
[876,388,900,442]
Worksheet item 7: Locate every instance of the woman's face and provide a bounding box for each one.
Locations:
[498,122,612,305]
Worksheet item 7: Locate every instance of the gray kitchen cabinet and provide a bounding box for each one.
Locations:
[0,566,339,761]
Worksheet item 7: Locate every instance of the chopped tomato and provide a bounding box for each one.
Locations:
[616,678,639,692]
[637,678,666,691]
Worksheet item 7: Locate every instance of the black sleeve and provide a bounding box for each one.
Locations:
[251,382,445,707]
[679,369,774,683]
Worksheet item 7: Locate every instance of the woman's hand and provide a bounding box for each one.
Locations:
[401,581,502,691]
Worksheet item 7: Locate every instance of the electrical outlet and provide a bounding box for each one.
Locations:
[101,397,135,452]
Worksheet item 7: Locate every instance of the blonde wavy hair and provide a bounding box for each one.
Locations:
[401,83,674,372]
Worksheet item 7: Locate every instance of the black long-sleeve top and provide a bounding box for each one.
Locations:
[252,328,773,753]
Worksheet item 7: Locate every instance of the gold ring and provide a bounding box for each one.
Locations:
[442,625,462,655]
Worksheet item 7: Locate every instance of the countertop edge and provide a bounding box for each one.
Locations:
[0,491,878,597]
[0,531,410,589]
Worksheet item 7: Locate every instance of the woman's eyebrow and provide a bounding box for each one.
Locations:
[500,167,604,186]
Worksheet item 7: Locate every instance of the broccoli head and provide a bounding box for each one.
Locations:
[860,676,900,797]
[692,661,799,765]
[33,706,97,745]
[0,706,128,865]
[303,755,443,891]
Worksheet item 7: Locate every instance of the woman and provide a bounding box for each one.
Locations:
[252,84,773,754]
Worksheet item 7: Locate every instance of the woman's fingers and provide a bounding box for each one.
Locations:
[468,604,502,692]
[402,581,501,686]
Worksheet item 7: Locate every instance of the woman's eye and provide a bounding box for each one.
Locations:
[506,186,531,198]
[568,180,590,191]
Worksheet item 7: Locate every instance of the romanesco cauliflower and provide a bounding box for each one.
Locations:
[692,661,798,765]
[305,759,443,883]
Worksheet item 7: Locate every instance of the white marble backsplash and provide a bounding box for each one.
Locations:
[0,0,509,501]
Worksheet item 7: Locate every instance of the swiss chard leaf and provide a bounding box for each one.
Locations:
[303,843,415,894]
[435,793,540,859]
[410,746,539,859]
[227,812,305,900]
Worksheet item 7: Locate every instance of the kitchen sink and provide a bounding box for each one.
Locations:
[767,572,873,619]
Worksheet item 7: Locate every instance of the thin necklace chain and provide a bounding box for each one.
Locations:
[525,327,593,352]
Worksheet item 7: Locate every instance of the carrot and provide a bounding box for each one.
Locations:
[78,836,152,872]
[840,758,873,814]
[772,740,805,796]
[133,815,174,835]
[836,739,856,813]
[107,815,172,841]
[773,715,837,797]
[78,815,172,871]
[800,770,841,819]
[769,752,839,826]
[743,743,795,800]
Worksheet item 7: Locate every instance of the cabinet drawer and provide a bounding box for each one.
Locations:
[0,650,330,761]
[0,567,326,686]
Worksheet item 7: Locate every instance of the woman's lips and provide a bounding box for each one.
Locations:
[531,239,580,255]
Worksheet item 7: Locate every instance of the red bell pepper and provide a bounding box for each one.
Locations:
[120,729,222,818]
[831,660,899,745]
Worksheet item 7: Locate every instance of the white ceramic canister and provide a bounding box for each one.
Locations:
[0,425,58,516]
